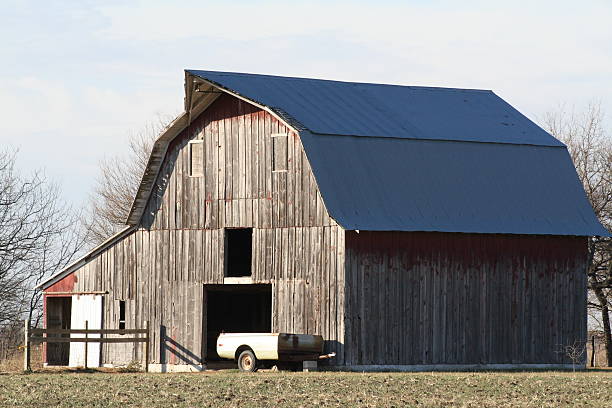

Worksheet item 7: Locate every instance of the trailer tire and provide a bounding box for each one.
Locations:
[237,349,258,372]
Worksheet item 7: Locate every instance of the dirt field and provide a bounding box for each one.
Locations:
[0,370,610,407]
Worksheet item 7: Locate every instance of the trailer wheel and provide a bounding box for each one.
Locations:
[237,349,258,372]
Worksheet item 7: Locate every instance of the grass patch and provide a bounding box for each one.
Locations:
[0,344,44,373]
[0,370,610,407]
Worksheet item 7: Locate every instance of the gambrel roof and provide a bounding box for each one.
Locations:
[187,70,561,146]
[127,70,609,237]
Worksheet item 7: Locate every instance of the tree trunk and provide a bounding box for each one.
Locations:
[594,287,612,366]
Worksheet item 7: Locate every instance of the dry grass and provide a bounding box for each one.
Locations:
[0,344,44,373]
[0,370,610,407]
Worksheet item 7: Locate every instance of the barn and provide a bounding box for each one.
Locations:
[39,70,608,371]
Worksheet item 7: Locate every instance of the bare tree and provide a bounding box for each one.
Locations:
[544,103,612,366]
[0,149,86,359]
[83,115,172,246]
[556,340,587,372]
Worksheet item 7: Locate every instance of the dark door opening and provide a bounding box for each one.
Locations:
[225,228,253,277]
[46,296,72,365]
[205,284,272,360]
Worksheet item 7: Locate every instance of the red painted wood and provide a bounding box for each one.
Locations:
[344,231,587,365]
[45,273,77,293]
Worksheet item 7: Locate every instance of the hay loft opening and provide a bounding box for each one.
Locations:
[225,228,253,277]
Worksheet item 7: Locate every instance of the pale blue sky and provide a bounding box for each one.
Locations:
[1,0,611,206]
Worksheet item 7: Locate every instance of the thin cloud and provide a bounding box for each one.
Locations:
[0,0,610,206]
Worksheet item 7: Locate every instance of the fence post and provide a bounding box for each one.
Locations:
[23,319,31,372]
[591,336,595,367]
[84,320,88,370]
[144,320,150,373]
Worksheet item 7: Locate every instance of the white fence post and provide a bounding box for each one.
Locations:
[23,319,31,372]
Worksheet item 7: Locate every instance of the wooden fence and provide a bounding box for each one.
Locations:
[23,319,150,372]
[587,333,609,367]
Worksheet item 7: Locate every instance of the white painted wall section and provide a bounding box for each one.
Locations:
[69,295,102,367]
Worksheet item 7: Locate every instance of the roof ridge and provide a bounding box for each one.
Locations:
[186,69,493,93]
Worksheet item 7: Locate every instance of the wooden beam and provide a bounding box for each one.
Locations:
[31,328,147,335]
[45,291,108,296]
[30,337,148,344]
[145,320,150,373]
[84,320,88,370]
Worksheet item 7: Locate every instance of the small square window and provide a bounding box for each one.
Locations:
[189,140,204,177]
[272,133,288,172]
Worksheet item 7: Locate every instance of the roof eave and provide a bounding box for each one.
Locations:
[125,112,190,225]
[186,71,304,132]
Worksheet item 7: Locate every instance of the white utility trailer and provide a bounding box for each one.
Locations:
[216,333,335,371]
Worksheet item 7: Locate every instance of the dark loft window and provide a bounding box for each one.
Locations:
[225,228,253,277]
[119,300,126,330]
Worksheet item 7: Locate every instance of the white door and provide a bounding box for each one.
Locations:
[69,295,103,367]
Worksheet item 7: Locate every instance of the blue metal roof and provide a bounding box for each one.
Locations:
[187,70,563,147]
[186,70,609,236]
[301,132,609,236]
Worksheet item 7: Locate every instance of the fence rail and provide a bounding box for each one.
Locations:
[31,328,147,335]
[23,319,150,372]
[29,337,149,343]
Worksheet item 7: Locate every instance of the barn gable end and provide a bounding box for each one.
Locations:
[40,91,346,368]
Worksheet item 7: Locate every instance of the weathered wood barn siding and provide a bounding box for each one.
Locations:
[42,70,602,370]
[49,93,346,366]
[343,231,587,366]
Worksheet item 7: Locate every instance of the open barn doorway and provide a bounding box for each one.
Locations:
[204,284,272,361]
[45,297,72,365]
